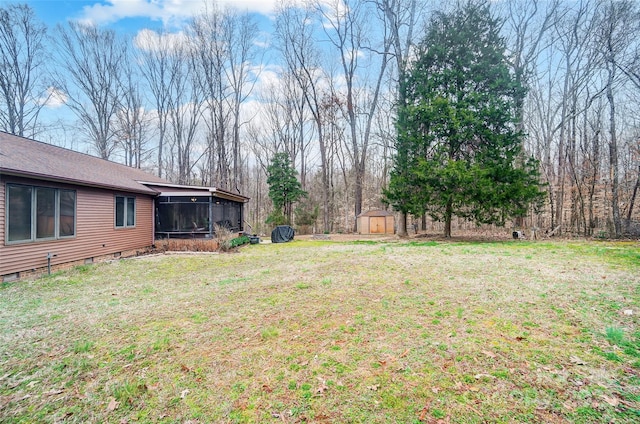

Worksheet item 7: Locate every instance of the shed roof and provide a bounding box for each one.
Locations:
[0,132,168,194]
[357,209,395,218]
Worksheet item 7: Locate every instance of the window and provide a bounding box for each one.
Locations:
[115,196,136,228]
[6,184,76,243]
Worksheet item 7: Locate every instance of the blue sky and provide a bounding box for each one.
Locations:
[16,0,281,33]
[2,0,294,150]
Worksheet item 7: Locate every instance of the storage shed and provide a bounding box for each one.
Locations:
[357,210,395,234]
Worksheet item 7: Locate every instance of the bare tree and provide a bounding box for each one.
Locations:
[318,0,393,231]
[191,6,260,193]
[611,4,640,234]
[0,3,48,137]
[222,9,260,194]
[165,40,203,184]
[53,22,125,159]
[373,0,422,236]
[275,1,333,232]
[192,5,230,189]
[115,57,151,169]
[136,29,176,178]
[595,0,638,237]
[500,0,559,132]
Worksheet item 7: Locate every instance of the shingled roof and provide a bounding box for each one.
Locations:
[0,132,167,194]
[357,209,395,218]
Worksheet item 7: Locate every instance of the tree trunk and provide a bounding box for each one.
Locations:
[444,198,453,238]
[397,211,407,237]
[606,61,621,237]
[625,166,639,233]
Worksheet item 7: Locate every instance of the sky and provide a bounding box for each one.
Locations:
[3,0,293,150]
[18,0,281,31]
[1,0,369,155]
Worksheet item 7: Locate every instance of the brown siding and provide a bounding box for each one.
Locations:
[0,179,4,249]
[1,176,155,277]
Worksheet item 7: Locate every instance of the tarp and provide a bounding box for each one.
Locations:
[271,225,295,243]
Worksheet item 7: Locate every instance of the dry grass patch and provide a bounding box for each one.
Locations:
[0,240,639,423]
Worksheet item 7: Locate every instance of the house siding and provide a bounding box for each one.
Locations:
[0,175,155,277]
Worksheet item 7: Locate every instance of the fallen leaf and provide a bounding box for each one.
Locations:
[316,384,328,395]
[367,384,380,391]
[107,397,119,412]
[474,373,495,380]
[481,350,497,358]
[418,405,429,421]
[570,355,587,365]
[262,384,273,393]
[602,395,619,407]
[399,349,410,358]
[431,387,439,394]
[180,389,190,399]
[623,309,633,316]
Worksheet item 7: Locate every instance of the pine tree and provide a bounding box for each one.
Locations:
[266,152,307,225]
[384,2,545,237]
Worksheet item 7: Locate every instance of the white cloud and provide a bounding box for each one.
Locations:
[41,87,68,108]
[133,28,188,52]
[77,0,299,26]
[79,0,200,27]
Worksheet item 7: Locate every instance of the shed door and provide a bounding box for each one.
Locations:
[370,217,385,234]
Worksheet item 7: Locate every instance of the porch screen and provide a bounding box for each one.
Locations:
[156,196,210,233]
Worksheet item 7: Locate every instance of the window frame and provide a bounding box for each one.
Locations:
[114,195,136,229]
[5,183,77,244]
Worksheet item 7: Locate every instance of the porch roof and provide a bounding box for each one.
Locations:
[140,181,250,203]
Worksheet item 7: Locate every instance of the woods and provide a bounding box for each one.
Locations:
[1,0,639,237]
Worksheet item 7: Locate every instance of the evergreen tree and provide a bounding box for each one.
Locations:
[384,2,545,237]
[266,152,307,225]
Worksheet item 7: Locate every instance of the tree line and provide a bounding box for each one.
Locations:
[1,0,639,237]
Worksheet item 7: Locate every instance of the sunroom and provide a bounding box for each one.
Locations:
[142,182,249,239]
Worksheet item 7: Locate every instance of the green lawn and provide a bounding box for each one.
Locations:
[1,240,639,423]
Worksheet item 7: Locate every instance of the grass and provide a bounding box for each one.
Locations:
[0,239,639,423]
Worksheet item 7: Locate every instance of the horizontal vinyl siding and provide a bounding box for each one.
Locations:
[1,177,155,276]
[0,178,4,248]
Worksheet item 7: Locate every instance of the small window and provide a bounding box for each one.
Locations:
[6,184,76,243]
[59,190,76,237]
[7,185,32,242]
[115,196,136,228]
[36,187,56,239]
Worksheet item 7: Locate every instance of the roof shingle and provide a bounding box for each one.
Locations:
[0,132,167,194]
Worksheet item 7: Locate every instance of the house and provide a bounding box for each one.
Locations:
[0,132,248,282]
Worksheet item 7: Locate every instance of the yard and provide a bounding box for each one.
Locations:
[1,238,639,423]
